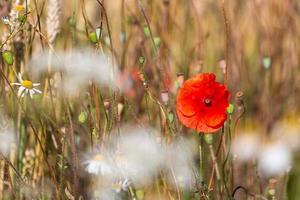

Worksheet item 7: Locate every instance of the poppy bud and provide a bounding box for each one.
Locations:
[262,57,271,69]
[235,91,244,107]
[227,104,234,114]
[2,51,14,65]
[235,91,245,117]
[138,56,145,65]
[89,32,98,43]
[160,90,169,105]
[104,100,111,110]
[176,73,184,88]
[219,59,226,74]
[96,27,101,40]
[204,134,213,145]
[154,37,161,48]
[117,102,124,121]
[143,26,151,37]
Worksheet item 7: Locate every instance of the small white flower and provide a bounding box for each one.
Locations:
[1,16,10,25]
[11,73,42,98]
[112,178,131,193]
[83,154,112,176]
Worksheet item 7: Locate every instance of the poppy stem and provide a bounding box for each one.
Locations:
[199,135,204,182]
[209,144,221,181]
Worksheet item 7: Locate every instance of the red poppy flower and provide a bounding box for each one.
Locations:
[176,73,230,133]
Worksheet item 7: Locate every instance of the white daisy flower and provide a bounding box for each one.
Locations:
[1,16,10,25]
[11,73,42,98]
[83,153,113,176]
[112,178,131,193]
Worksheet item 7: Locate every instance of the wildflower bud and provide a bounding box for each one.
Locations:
[235,91,244,107]
[262,57,271,69]
[219,59,226,74]
[160,90,169,105]
[154,37,161,48]
[138,56,145,65]
[2,51,14,65]
[204,134,213,145]
[117,102,124,122]
[143,26,151,37]
[226,103,234,114]
[89,32,98,43]
[235,91,245,116]
[96,27,101,40]
[176,73,185,88]
[168,112,174,123]
[78,111,88,123]
[104,100,111,110]
[138,71,146,83]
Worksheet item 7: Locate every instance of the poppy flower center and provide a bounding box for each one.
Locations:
[204,98,212,107]
[22,80,33,89]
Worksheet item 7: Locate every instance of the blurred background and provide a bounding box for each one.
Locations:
[0,0,300,199]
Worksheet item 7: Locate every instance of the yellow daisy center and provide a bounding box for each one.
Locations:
[93,154,104,161]
[15,5,25,12]
[22,80,33,89]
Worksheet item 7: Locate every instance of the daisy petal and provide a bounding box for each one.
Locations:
[33,83,40,86]
[33,88,42,94]
[11,83,21,86]
[29,89,35,98]
[17,86,25,97]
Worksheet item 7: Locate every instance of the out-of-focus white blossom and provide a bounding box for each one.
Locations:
[258,142,292,177]
[165,138,197,189]
[29,49,118,95]
[232,132,261,162]
[83,153,113,176]
[116,128,165,186]
[0,114,16,156]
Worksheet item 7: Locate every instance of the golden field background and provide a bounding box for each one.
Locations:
[0,0,300,199]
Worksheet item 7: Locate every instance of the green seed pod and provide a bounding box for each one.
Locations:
[263,57,271,69]
[78,111,88,123]
[89,32,98,43]
[2,51,14,65]
[154,37,161,48]
[227,103,234,114]
[143,26,150,37]
[139,56,145,65]
[204,134,213,145]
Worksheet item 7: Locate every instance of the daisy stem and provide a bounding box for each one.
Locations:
[128,186,137,200]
